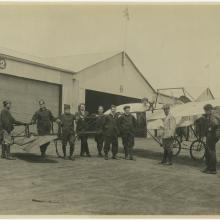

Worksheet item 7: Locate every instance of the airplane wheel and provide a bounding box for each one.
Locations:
[190,140,206,161]
[172,137,181,157]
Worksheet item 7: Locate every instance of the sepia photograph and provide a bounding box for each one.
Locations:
[0,2,220,216]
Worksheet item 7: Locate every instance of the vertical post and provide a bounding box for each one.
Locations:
[122,51,125,66]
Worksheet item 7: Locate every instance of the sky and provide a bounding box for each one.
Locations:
[0,4,220,97]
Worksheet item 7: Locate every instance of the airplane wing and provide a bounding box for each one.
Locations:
[148,98,220,121]
[104,103,148,114]
[23,135,58,152]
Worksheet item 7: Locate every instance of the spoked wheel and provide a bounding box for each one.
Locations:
[172,137,182,157]
[190,139,206,161]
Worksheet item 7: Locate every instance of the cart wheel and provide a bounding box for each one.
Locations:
[172,137,181,157]
[54,139,63,158]
[190,139,206,161]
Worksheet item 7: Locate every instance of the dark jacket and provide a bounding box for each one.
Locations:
[31,108,56,135]
[0,108,25,133]
[118,113,137,136]
[59,113,75,134]
[102,113,119,137]
[75,111,89,134]
[95,113,105,134]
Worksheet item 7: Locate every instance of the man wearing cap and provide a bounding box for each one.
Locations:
[95,106,105,157]
[0,100,26,160]
[160,104,176,165]
[118,105,137,160]
[31,100,58,158]
[75,103,91,157]
[202,104,219,174]
[103,105,119,160]
[58,104,76,160]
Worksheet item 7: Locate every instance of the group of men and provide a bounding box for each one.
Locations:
[0,100,137,161]
[65,103,137,161]
[0,98,219,174]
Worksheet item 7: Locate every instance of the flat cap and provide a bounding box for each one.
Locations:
[123,105,130,110]
[3,100,11,106]
[39,99,45,105]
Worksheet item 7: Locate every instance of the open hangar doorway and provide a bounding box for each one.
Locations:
[85,89,146,137]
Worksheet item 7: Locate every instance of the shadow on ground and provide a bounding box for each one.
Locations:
[134,148,220,168]
[12,153,59,163]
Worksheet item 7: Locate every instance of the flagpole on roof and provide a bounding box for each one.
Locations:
[122,6,130,66]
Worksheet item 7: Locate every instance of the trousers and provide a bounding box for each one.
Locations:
[122,133,134,157]
[205,132,219,171]
[79,135,90,155]
[62,133,75,157]
[95,134,104,154]
[104,135,118,156]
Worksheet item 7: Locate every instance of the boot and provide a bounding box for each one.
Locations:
[104,153,108,160]
[160,149,167,164]
[69,146,75,161]
[6,145,15,160]
[129,149,135,161]
[62,145,67,159]
[1,144,6,158]
[167,151,173,165]
[40,145,47,158]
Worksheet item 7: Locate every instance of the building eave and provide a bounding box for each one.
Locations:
[0,53,76,75]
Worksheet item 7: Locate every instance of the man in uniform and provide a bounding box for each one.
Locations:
[31,100,58,158]
[0,100,26,160]
[75,103,91,157]
[58,104,76,160]
[160,104,176,165]
[118,105,137,160]
[103,105,119,160]
[95,106,105,157]
[202,104,219,174]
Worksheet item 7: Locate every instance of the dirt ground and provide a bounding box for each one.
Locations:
[0,137,220,215]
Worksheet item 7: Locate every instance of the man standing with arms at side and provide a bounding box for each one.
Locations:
[31,100,58,158]
[0,100,26,160]
[103,105,119,160]
[160,104,176,165]
[118,105,137,160]
[58,104,76,160]
[95,106,105,157]
[202,104,219,174]
[75,103,91,157]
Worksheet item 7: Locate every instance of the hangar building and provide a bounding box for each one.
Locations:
[0,49,175,124]
[65,51,176,113]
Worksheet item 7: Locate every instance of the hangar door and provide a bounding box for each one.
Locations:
[85,89,146,137]
[0,73,61,133]
[85,89,141,113]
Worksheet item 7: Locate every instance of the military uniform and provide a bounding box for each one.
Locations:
[94,113,105,156]
[75,110,90,156]
[204,116,219,173]
[31,108,56,156]
[59,111,76,159]
[0,107,25,159]
[118,113,137,159]
[103,113,119,159]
